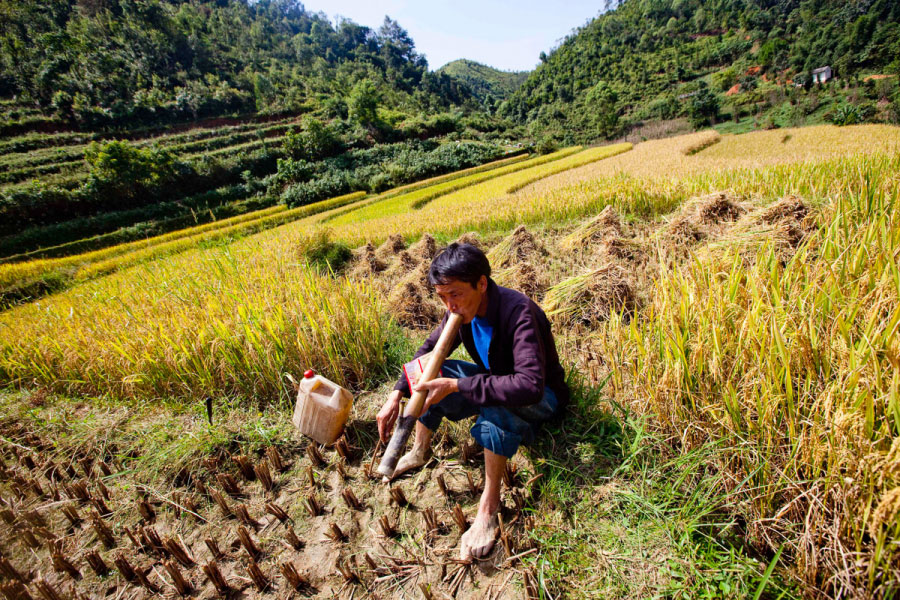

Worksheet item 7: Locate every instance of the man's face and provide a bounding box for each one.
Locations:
[434,276,487,324]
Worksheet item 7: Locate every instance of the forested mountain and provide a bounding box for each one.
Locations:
[0,0,474,129]
[503,0,900,142]
[437,59,529,107]
[0,0,522,264]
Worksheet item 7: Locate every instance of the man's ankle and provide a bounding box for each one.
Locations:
[476,496,500,522]
[409,442,430,459]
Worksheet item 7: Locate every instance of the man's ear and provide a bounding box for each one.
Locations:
[478,275,488,293]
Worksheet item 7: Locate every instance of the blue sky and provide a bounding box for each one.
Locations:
[298,0,607,72]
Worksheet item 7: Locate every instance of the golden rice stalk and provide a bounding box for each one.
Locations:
[681,130,721,155]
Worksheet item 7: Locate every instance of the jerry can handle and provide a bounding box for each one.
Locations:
[329,385,344,408]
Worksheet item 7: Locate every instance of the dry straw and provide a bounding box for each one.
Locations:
[559,205,622,251]
[265,501,289,522]
[280,561,310,590]
[543,263,637,326]
[202,561,231,595]
[488,226,551,301]
[265,446,284,472]
[237,526,261,559]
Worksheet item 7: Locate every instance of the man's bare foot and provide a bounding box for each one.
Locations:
[391,446,430,479]
[459,513,499,560]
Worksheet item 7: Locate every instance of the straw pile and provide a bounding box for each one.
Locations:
[487,226,550,301]
[599,236,646,262]
[542,262,636,326]
[409,233,439,262]
[486,226,547,269]
[560,205,622,251]
[659,191,747,254]
[375,234,407,261]
[385,250,419,279]
[387,263,443,329]
[349,242,386,278]
[455,232,483,249]
[726,195,813,262]
[695,191,745,224]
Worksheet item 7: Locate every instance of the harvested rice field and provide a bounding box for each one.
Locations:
[2,124,900,599]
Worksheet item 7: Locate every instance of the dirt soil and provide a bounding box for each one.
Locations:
[0,392,540,600]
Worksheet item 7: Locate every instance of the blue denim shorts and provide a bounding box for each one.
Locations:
[418,360,559,459]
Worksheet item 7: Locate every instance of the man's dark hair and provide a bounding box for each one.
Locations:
[428,243,491,288]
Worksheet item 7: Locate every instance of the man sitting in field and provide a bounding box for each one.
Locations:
[376,242,569,560]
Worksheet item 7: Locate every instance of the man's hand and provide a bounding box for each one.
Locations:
[414,377,459,413]
[377,390,402,442]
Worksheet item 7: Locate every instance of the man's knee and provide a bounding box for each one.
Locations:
[419,389,479,431]
[470,412,524,459]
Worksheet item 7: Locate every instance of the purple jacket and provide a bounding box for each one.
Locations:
[394,279,570,411]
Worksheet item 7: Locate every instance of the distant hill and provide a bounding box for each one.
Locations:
[438,59,529,105]
[502,0,900,142]
[0,0,476,130]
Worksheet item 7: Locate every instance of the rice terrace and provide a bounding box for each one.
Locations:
[2,1,900,599]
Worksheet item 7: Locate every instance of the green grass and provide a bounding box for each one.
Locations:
[518,377,799,599]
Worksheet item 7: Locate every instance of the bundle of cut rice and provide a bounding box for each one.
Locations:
[387,262,443,329]
[409,233,439,262]
[375,234,407,262]
[486,226,547,269]
[542,263,637,326]
[349,242,386,278]
[560,205,623,251]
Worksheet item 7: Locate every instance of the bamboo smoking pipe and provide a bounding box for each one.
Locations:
[377,311,464,481]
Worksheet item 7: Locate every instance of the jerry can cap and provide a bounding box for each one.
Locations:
[304,369,315,378]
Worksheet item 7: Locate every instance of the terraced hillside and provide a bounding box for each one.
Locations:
[0,110,517,266]
[0,115,304,258]
[0,148,592,305]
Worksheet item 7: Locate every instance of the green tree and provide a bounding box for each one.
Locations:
[689,87,720,127]
[585,81,620,138]
[283,118,341,161]
[84,141,182,203]
[349,80,380,126]
[253,73,276,112]
[711,67,737,92]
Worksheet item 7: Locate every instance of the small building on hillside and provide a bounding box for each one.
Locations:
[812,66,833,84]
